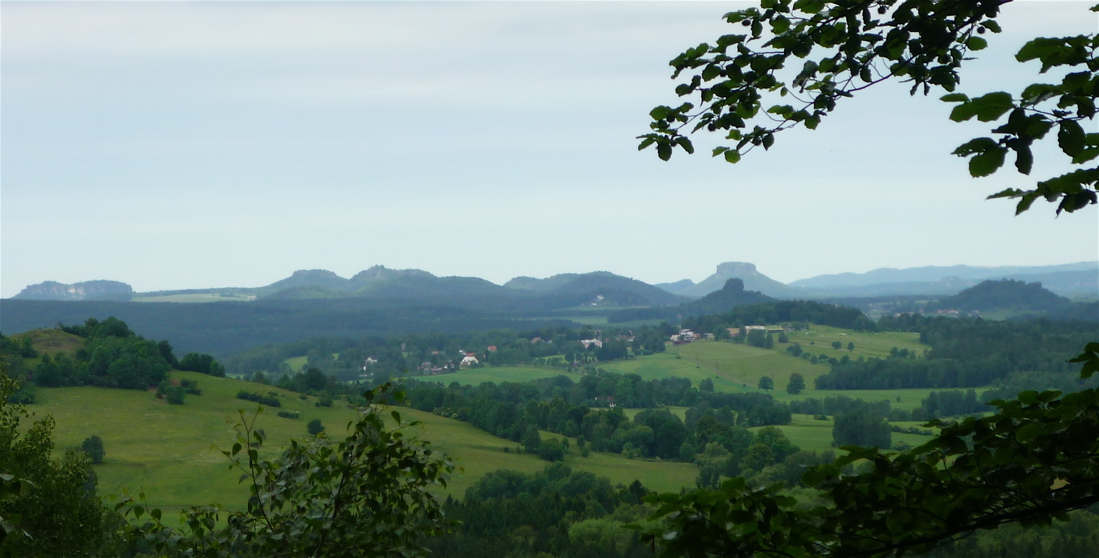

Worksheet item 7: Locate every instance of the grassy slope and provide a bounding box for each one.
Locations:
[412,365,579,386]
[23,322,953,516]
[38,372,698,517]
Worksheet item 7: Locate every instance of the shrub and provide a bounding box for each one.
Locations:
[166,386,186,405]
[307,419,325,436]
[277,410,300,420]
[236,390,281,407]
[180,379,202,395]
[81,435,105,464]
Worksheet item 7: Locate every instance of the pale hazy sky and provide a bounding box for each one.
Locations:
[3,1,1097,298]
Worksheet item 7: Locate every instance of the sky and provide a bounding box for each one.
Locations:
[2,1,1097,298]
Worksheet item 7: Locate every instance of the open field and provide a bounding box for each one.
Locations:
[781,326,925,360]
[771,387,990,412]
[752,414,937,454]
[285,356,309,373]
[35,371,699,518]
[21,322,954,520]
[598,341,827,394]
[411,365,579,386]
[18,328,85,356]
[672,340,826,391]
[622,406,689,421]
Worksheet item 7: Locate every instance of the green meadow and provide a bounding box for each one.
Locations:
[750,415,937,454]
[285,356,309,372]
[411,365,579,386]
[781,325,925,360]
[771,387,986,413]
[37,371,699,518]
[25,322,949,520]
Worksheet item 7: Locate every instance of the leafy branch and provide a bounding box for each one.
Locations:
[636,347,1099,557]
[640,0,1098,214]
[117,383,453,557]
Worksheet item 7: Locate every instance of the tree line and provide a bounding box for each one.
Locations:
[815,315,1097,390]
[400,371,792,463]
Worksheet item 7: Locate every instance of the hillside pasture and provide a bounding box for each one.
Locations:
[674,340,825,392]
[409,365,578,386]
[20,328,85,356]
[770,387,979,413]
[781,325,925,361]
[37,371,698,519]
[604,341,826,394]
[750,415,939,454]
[285,356,309,373]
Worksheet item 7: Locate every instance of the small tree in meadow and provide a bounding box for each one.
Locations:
[786,373,805,395]
[307,419,325,436]
[81,435,105,464]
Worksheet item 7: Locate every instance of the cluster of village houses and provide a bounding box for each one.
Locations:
[358,335,617,379]
[359,325,793,379]
[670,325,787,345]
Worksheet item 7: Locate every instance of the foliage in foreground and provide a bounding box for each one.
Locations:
[0,368,121,557]
[638,345,1099,557]
[639,0,1097,215]
[638,0,1099,554]
[117,384,452,558]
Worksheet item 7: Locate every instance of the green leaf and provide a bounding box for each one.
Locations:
[941,93,969,103]
[1068,342,1099,379]
[676,136,696,154]
[972,92,1015,122]
[1058,120,1086,157]
[724,150,742,163]
[771,16,790,35]
[657,142,672,161]
[969,145,1007,177]
[1011,142,1034,175]
[965,36,988,51]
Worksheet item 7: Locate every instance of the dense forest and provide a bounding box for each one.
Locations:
[0,317,224,397]
[816,315,1098,390]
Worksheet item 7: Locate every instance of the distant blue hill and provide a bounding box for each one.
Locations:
[789,262,1097,298]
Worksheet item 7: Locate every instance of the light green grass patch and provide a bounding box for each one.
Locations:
[598,343,825,394]
[535,431,698,493]
[782,326,926,361]
[753,414,837,453]
[23,329,84,356]
[621,407,688,421]
[411,366,578,386]
[40,372,354,516]
[751,415,940,455]
[37,372,698,517]
[771,387,988,413]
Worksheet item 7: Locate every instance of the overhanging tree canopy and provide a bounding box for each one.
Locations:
[638,0,1098,215]
[637,1,1099,555]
